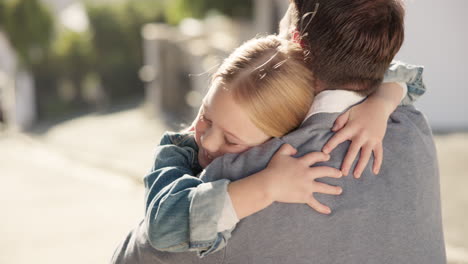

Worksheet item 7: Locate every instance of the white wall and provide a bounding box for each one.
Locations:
[395,0,468,131]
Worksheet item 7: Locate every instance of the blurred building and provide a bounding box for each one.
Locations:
[142,16,253,125]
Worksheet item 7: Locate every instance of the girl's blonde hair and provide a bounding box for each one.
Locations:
[212,35,314,138]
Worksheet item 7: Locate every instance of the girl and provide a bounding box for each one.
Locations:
[141,36,421,257]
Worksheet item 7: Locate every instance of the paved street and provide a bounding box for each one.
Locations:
[0,105,467,263]
[0,105,166,264]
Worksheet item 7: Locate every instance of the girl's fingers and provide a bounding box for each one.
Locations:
[307,197,332,215]
[332,111,350,131]
[298,152,330,165]
[341,140,363,176]
[322,128,352,154]
[312,182,343,195]
[309,167,343,179]
[373,144,383,174]
[353,145,372,178]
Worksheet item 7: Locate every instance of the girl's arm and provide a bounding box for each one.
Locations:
[145,133,342,257]
[228,144,343,219]
[322,83,405,178]
[322,61,425,178]
[144,132,231,256]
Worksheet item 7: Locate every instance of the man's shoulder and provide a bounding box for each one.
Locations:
[390,104,433,136]
[283,112,340,151]
[201,137,285,182]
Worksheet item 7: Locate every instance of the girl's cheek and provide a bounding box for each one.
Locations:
[197,122,207,135]
[227,145,251,155]
[194,122,205,144]
[238,146,251,153]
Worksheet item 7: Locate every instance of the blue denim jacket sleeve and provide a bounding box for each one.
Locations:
[143,131,230,257]
[383,60,426,105]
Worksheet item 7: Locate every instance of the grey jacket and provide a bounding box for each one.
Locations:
[112,89,445,263]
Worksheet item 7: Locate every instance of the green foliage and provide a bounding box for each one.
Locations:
[2,0,54,67]
[53,30,95,80]
[85,0,164,99]
[0,1,6,26]
[33,30,94,118]
[0,0,252,119]
[37,0,166,117]
[164,0,252,25]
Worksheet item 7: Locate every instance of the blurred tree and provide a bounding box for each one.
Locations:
[164,0,252,25]
[0,1,5,26]
[1,0,253,120]
[85,1,164,100]
[53,30,94,86]
[0,0,56,120]
[2,0,54,67]
[51,30,95,107]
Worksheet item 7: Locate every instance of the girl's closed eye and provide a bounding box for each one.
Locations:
[200,114,212,125]
[226,139,240,146]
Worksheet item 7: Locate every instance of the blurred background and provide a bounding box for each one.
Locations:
[0,0,466,263]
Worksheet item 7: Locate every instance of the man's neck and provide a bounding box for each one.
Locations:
[313,79,327,95]
[313,79,365,95]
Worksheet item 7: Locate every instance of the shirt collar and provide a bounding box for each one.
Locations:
[302,90,366,123]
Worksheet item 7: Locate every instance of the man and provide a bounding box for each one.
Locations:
[112,0,446,263]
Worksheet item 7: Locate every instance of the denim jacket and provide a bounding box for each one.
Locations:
[144,131,233,257]
[143,60,426,257]
[384,60,426,105]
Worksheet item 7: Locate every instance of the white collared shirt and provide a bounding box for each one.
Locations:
[302,82,407,122]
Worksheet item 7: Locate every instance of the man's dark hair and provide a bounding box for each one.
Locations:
[292,0,405,95]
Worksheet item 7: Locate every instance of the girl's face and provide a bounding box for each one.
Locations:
[194,85,270,168]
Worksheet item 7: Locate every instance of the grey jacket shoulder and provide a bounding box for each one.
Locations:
[200,137,286,182]
[203,105,446,264]
[112,106,445,264]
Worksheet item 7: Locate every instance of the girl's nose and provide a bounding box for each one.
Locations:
[201,129,221,154]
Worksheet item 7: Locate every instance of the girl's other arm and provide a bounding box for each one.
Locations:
[385,61,426,105]
[322,83,405,178]
[322,62,426,178]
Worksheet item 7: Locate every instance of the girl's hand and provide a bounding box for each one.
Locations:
[262,144,343,214]
[322,100,387,178]
[321,83,405,178]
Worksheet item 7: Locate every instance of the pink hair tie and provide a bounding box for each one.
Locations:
[291,29,306,49]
